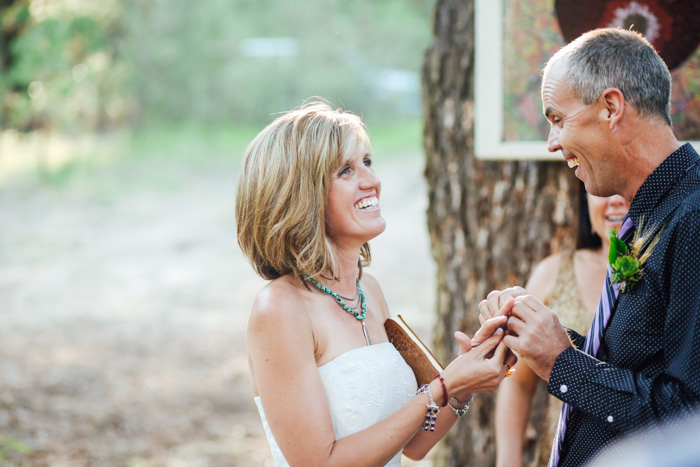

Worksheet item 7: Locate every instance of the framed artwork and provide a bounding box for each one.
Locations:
[475,0,700,160]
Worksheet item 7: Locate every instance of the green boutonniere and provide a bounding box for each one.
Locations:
[608,219,664,293]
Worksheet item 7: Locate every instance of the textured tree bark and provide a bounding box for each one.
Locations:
[421,1,578,465]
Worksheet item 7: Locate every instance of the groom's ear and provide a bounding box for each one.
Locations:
[599,88,625,132]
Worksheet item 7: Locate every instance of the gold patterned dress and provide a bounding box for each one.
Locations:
[531,250,594,467]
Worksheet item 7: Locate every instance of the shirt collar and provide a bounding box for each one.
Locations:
[627,142,700,228]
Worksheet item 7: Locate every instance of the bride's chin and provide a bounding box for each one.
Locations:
[369,223,387,241]
[360,218,387,239]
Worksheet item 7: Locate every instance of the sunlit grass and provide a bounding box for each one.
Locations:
[128,117,424,163]
[0,130,126,187]
[127,121,261,162]
[0,117,424,189]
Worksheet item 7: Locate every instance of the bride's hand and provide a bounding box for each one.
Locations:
[443,316,510,400]
[454,331,472,356]
[472,297,518,369]
[455,298,513,355]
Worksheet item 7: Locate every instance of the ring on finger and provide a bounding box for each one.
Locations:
[504,364,515,378]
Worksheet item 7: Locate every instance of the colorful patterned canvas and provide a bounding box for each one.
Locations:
[502,0,700,142]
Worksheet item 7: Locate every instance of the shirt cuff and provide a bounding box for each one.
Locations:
[548,347,597,404]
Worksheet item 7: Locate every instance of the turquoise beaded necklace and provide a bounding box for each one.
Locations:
[306,277,372,345]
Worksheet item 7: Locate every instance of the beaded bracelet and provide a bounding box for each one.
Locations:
[447,394,473,418]
[432,374,448,407]
[416,384,440,431]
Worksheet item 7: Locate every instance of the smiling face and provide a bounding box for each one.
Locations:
[542,60,621,197]
[587,193,630,244]
[324,137,385,249]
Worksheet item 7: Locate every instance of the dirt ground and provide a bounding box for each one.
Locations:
[0,144,436,466]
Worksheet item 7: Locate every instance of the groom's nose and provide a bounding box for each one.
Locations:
[547,125,562,153]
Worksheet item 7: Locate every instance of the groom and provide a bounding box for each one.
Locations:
[481,28,700,466]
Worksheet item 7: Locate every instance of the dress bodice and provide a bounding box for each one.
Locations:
[547,251,594,336]
[254,342,417,466]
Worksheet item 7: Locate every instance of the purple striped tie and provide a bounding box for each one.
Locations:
[549,215,635,466]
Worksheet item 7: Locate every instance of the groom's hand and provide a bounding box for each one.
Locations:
[503,294,572,381]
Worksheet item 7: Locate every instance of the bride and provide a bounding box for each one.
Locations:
[235,101,511,466]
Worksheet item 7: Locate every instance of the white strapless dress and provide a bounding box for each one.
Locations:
[254,342,418,466]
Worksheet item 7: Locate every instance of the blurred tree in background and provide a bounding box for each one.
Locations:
[1,0,31,129]
[422,1,576,465]
[1,0,433,134]
[1,0,124,132]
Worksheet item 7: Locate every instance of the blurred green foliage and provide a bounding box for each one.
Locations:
[0,436,32,462]
[1,0,123,131]
[1,0,433,133]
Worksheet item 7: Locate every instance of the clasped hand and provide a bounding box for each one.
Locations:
[477,287,573,381]
[439,307,514,401]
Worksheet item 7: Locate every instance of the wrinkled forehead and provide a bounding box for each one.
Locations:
[541,57,568,92]
[541,59,572,116]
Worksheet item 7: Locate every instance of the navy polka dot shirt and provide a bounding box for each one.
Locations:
[548,143,700,466]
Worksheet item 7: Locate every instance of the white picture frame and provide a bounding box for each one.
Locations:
[475,0,557,160]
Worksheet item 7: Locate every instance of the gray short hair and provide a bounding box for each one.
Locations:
[544,28,672,126]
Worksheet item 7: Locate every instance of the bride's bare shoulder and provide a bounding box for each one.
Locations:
[251,278,311,333]
[247,276,317,397]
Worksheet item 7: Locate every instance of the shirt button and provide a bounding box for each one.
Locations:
[607,415,614,423]
[560,384,568,393]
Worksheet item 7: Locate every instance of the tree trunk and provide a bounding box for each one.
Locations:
[421,1,578,465]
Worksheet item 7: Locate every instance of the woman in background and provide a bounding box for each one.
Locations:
[236,101,510,466]
[494,184,630,467]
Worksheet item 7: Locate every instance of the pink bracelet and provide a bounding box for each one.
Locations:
[432,374,448,407]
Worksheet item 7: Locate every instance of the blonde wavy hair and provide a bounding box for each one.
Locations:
[235,101,372,282]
